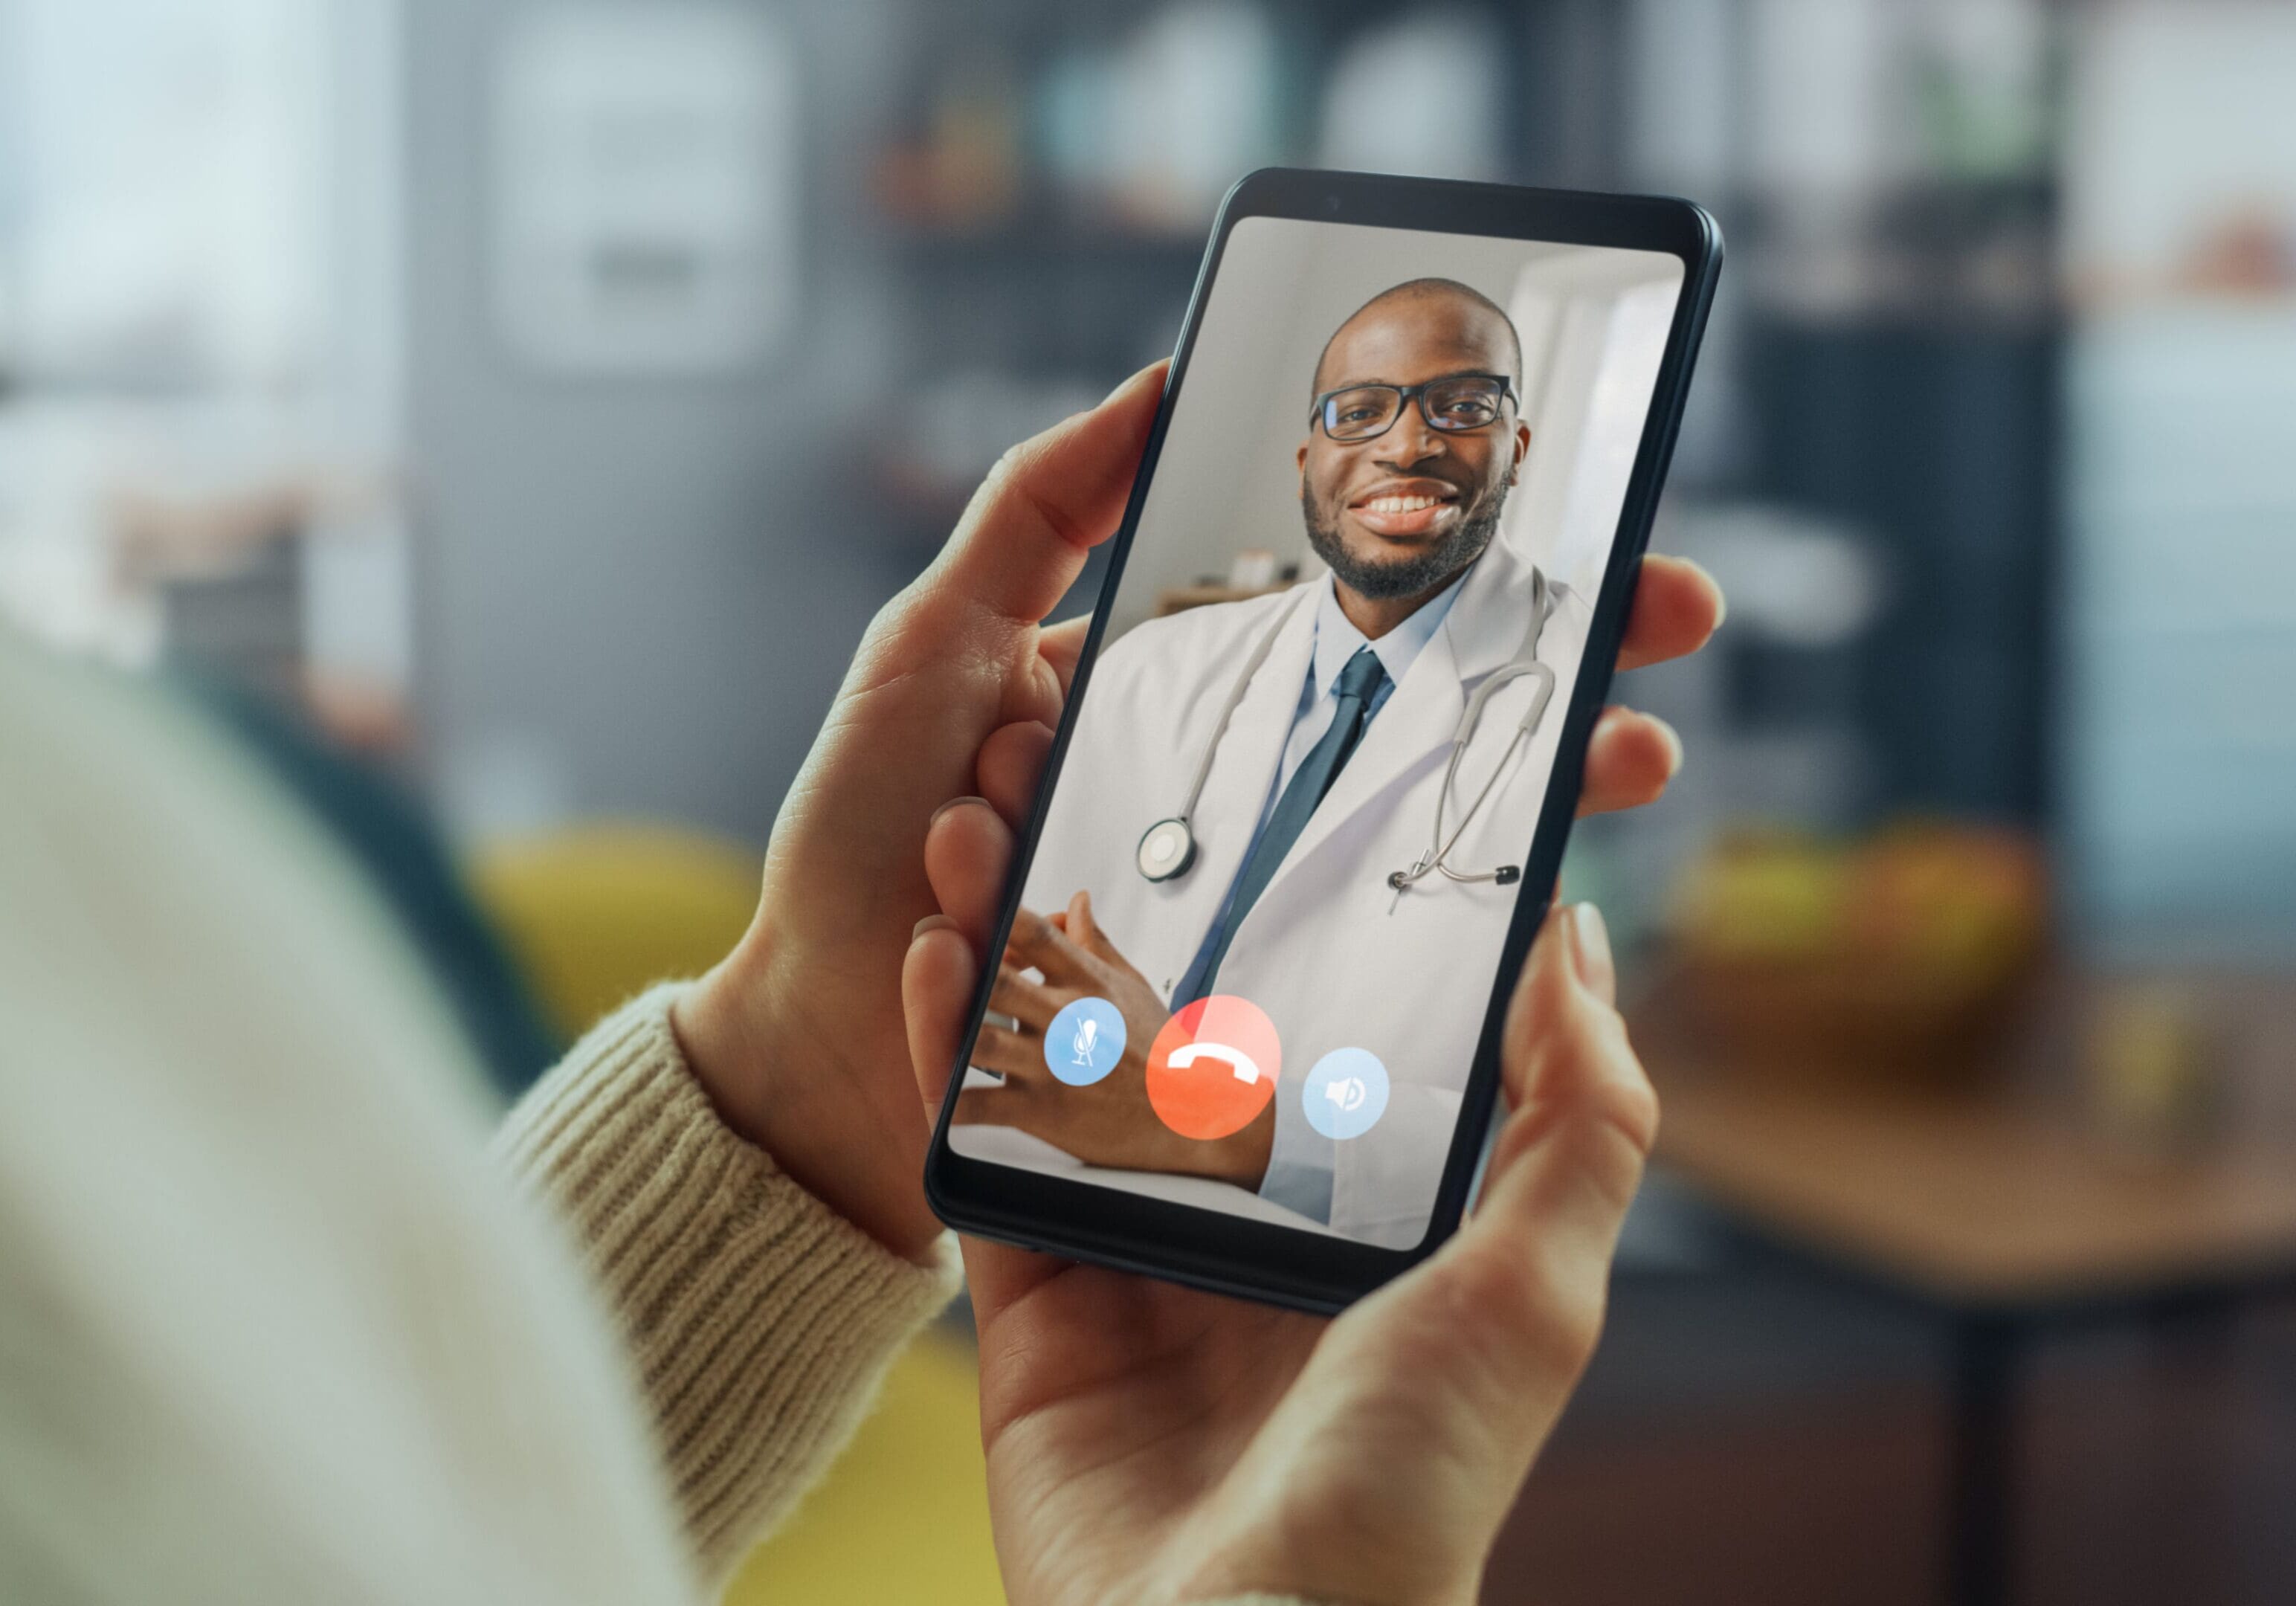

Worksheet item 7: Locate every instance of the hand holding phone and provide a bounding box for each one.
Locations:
[925,169,1721,1306]
[907,894,1654,1606]
[668,337,1710,1274]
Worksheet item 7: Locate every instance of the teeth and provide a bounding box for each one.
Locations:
[1363,494,1447,513]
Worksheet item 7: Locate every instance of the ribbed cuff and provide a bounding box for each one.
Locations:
[493,984,960,1581]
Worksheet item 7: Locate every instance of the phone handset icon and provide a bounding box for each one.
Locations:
[1146,995,1282,1141]
[1166,1041,1265,1086]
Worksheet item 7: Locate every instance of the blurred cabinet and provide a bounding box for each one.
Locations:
[1745,311,2060,822]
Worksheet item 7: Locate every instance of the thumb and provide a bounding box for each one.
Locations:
[924,363,1164,627]
[1171,919,1652,1606]
[1409,902,1654,1435]
[1065,888,1120,967]
[1330,907,1652,1538]
[902,915,1077,1318]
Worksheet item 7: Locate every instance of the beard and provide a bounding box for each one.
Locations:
[1301,478,1509,602]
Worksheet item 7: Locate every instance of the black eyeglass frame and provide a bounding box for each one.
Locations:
[1309,371,1520,442]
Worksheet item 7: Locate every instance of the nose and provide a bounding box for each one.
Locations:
[1376,402,1447,471]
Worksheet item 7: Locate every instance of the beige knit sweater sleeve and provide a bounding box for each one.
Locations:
[492,986,1335,1606]
[492,985,961,1581]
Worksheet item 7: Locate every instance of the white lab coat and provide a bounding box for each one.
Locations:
[999,536,1592,1249]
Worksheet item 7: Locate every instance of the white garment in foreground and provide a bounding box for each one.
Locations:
[0,632,957,1605]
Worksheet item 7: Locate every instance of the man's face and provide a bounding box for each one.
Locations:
[1296,293,1530,605]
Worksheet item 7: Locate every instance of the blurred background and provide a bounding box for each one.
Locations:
[3,0,2293,1602]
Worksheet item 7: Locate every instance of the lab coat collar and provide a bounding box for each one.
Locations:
[1308,568,1464,707]
[1266,538,1547,885]
[1438,535,1547,688]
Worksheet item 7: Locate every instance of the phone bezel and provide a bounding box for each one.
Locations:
[924,167,1723,1314]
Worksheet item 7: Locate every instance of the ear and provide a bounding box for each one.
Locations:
[1296,436,1311,483]
[1509,422,1531,483]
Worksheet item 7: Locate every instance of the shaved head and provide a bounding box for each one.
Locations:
[1294,274,1532,630]
[1311,277,1523,399]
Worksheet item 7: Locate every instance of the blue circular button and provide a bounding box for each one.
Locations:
[1045,996,1126,1086]
[1302,1048,1390,1141]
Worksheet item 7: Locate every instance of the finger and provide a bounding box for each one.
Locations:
[909,922,1077,1322]
[944,1089,1082,1317]
[1205,915,1648,1606]
[923,797,1017,953]
[1245,906,1649,1588]
[904,916,980,1114]
[977,720,1057,828]
[1039,616,1092,697]
[1454,904,1651,1370]
[1062,890,1138,980]
[1615,555,1724,672]
[952,1083,1039,1127]
[968,1020,1048,1081]
[1003,904,1100,988]
[1064,889,1117,964]
[1573,706,1683,816]
[926,364,1166,626]
[988,964,1064,1031]
[1496,903,1621,1111]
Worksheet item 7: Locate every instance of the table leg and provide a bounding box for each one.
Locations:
[1945,1313,2023,1606]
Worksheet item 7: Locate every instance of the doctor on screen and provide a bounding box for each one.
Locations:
[955,277,1594,1248]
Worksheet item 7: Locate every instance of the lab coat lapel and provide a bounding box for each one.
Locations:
[1261,541,1540,889]
[1176,582,1318,906]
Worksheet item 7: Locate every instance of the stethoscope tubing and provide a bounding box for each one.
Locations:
[1139,567,1554,893]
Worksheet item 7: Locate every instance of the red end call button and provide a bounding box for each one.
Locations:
[1145,995,1282,1141]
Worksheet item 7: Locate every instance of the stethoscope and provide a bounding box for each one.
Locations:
[1135,567,1555,894]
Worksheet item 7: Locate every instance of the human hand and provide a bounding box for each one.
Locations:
[671,342,1718,1265]
[910,839,1655,1603]
[957,891,1270,1188]
[670,365,1169,1261]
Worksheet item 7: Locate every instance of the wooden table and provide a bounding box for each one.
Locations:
[1634,970,2296,1606]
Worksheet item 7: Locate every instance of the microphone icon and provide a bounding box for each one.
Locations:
[1071,1018,1100,1068]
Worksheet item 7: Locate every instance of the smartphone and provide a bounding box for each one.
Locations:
[925,169,1721,1312]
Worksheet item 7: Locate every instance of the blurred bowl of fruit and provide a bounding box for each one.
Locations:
[1665,821,2048,1082]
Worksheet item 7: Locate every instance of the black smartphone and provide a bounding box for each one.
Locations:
[925,168,1721,1312]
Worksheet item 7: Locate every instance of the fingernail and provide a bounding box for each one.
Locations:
[1684,557,1726,631]
[1104,363,1156,404]
[1569,903,1615,1002]
[1651,715,1684,779]
[913,913,958,941]
[928,795,990,828]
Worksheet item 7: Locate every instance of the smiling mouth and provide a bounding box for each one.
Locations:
[1347,486,1462,539]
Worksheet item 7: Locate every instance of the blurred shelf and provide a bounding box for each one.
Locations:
[871,198,1208,271]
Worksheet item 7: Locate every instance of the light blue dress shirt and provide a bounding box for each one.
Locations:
[1170,570,1467,1222]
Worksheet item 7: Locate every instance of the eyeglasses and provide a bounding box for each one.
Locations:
[1310,373,1517,443]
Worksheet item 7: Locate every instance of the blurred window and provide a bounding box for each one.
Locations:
[0,0,399,683]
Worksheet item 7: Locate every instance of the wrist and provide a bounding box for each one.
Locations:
[671,937,944,1265]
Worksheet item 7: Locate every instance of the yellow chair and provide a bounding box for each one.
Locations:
[466,825,761,1040]
[465,824,1003,1604]
[722,1324,1002,1606]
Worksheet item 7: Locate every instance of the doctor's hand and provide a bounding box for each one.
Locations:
[957,891,1273,1189]
[910,849,1656,1604]
[669,364,1169,1263]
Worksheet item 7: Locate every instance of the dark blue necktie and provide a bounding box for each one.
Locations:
[1173,645,1390,1007]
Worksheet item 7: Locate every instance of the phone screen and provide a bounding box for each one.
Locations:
[947,214,1688,1252]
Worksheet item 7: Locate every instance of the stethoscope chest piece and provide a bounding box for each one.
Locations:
[1136,817,1197,883]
